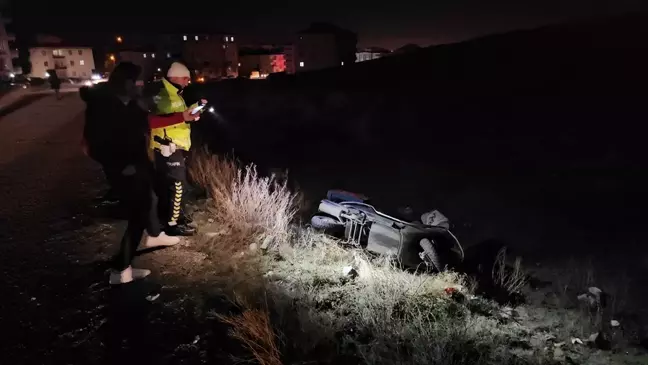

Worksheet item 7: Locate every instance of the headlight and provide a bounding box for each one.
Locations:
[84,80,93,87]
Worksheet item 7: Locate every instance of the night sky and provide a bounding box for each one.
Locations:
[6,0,648,49]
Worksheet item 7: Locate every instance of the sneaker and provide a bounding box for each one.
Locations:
[141,232,181,249]
[165,224,196,237]
[109,266,151,285]
[178,215,195,227]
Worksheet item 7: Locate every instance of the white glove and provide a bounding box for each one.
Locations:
[160,145,172,157]
[169,142,177,154]
[122,165,136,176]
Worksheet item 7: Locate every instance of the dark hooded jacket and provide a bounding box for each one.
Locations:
[80,83,151,172]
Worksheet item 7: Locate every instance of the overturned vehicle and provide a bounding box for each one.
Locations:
[310,190,464,272]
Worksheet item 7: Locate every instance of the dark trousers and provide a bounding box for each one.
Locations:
[154,150,188,226]
[113,167,162,271]
[102,164,123,199]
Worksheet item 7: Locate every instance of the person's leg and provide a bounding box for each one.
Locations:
[99,165,122,203]
[157,150,195,236]
[140,176,180,248]
[109,175,151,284]
[154,151,170,225]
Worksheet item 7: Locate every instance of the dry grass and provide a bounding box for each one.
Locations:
[216,299,282,365]
[263,229,526,364]
[492,247,528,295]
[190,148,298,246]
[188,150,648,365]
[189,151,525,364]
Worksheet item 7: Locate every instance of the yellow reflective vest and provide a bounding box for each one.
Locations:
[149,78,197,151]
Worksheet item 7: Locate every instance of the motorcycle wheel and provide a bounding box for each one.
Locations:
[420,238,443,272]
[310,215,345,236]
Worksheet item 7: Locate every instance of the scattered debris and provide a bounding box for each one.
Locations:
[207,218,214,223]
[554,341,566,348]
[192,335,200,345]
[421,209,450,229]
[146,293,161,302]
[571,337,584,345]
[342,266,358,279]
[444,287,458,295]
[588,287,602,296]
[260,236,274,250]
[499,306,514,319]
[249,242,258,252]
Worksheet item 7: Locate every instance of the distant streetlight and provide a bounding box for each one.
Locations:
[9,73,14,78]
[116,36,123,43]
[109,54,115,61]
[157,68,161,72]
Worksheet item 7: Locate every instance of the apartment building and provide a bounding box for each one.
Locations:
[29,47,95,79]
[295,23,357,72]
[182,33,239,79]
[0,15,17,77]
[117,49,164,81]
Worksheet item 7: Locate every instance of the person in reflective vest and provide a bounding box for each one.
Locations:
[147,62,206,236]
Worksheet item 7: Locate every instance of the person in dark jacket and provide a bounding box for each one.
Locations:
[47,69,62,100]
[80,62,180,285]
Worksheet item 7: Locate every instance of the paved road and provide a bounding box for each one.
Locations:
[0,92,236,365]
[0,92,108,363]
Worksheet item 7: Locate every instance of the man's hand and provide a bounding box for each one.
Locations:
[182,108,201,122]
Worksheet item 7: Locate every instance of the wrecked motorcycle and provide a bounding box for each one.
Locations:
[310,190,464,272]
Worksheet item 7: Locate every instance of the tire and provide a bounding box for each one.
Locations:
[311,215,345,235]
[420,238,443,272]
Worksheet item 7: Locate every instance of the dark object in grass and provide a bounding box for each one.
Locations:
[310,190,464,272]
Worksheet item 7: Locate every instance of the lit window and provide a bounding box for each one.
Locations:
[166,52,171,58]
[222,44,226,49]
[151,53,155,58]
[157,68,161,71]
[183,35,187,41]
[143,53,147,58]
[299,61,304,67]
[341,61,344,66]
[80,60,85,66]
[224,36,228,42]
[231,36,234,42]
[195,35,199,41]
[237,62,241,66]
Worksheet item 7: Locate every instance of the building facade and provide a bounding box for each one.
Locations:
[356,47,390,63]
[239,46,287,78]
[117,49,164,81]
[29,47,95,79]
[182,33,238,80]
[295,23,357,72]
[0,15,17,78]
